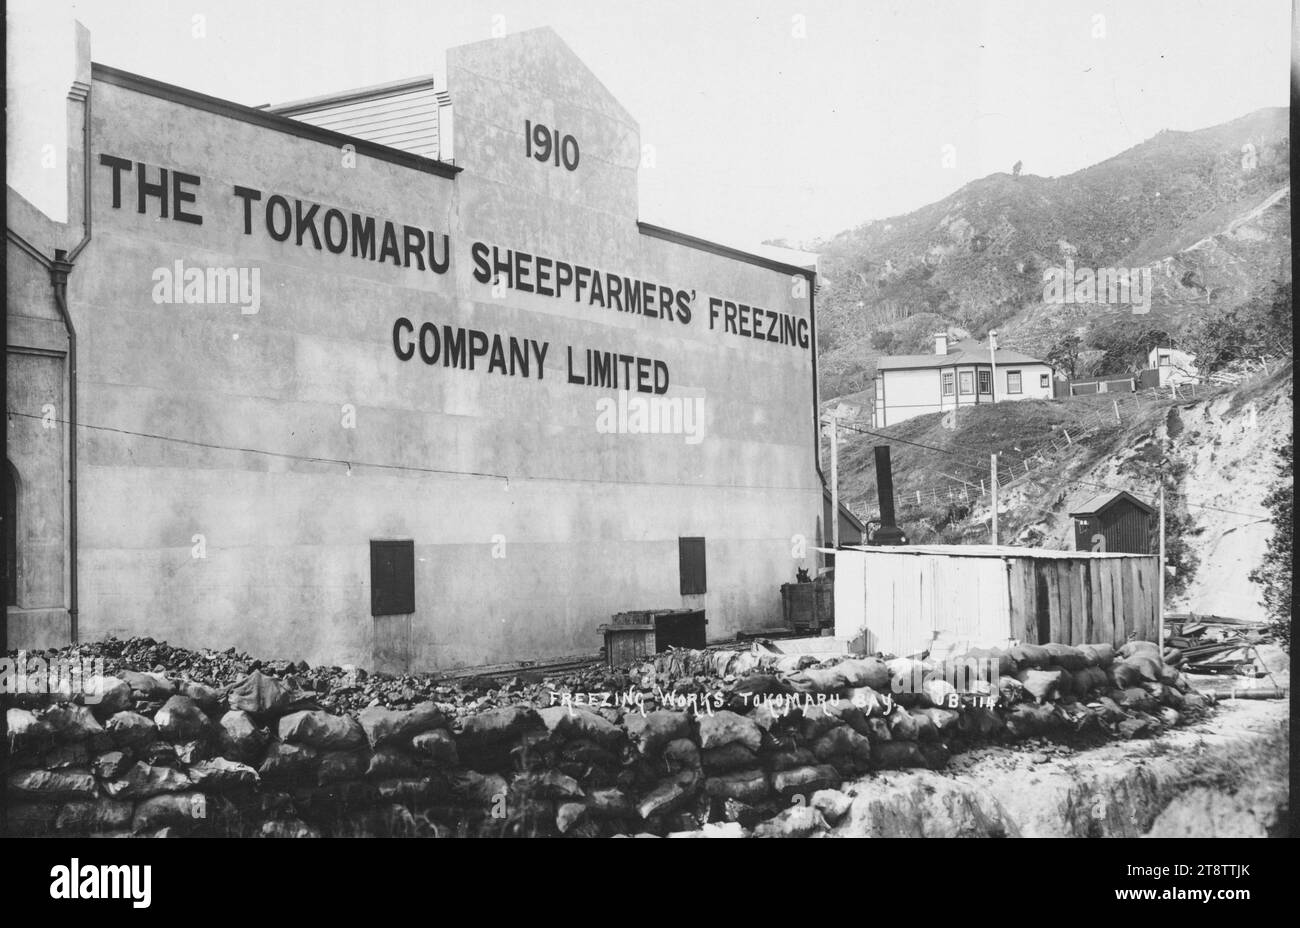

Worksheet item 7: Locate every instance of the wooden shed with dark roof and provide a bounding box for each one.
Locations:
[1069,491,1156,555]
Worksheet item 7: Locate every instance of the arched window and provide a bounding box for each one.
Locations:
[3,461,16,606]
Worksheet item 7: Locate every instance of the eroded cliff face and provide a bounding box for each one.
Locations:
[831,699,1288,837]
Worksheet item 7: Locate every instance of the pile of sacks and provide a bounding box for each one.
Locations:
[4,639,1211,838]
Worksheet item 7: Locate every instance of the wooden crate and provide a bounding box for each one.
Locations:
[599,623,656,667]
[601,608,707,666]
[781,579,834,632]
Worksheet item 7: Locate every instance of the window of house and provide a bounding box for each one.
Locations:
[978,370,991,394]
[959,371,974,395]
[1039,373,1050,389]
[1007,371,1022,394]
[941,372,955,396]
[679,537,707,595]
[370,539,415,615]
[1158,353,1170,366]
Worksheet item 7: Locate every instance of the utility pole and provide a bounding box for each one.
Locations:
[988,329,998,404]
[1157,483,1166,652]
[990,453,999,546]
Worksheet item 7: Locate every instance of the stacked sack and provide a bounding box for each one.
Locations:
[4,639,1213,839]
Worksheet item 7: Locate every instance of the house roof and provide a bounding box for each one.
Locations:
[1068,490,1156,517]
[823,486,866,533]
[875,339,1047,372]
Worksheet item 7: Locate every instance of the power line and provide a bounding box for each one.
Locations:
[829,411,1271,520]
[6,410,822,495]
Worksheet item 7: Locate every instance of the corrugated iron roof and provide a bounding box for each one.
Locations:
[837,543,1153,559]
[1069,490,1156,517]
[876,339,1047,371]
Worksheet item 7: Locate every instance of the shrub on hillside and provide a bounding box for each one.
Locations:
[1249,432,1292,652]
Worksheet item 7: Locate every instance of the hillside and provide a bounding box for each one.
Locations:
[814,107,1290,400]
[834,362,1293,620]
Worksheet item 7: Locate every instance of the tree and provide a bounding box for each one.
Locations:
[1182,281,1292,373]
[1085,320,1170,375]
[1046,334,1082,379]
[1249,432,1292,652]
[1012,160,1023,178]
[870,329,898,353]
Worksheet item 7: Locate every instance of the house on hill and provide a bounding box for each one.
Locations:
[1148,346,1199,386]
[872,334,1054,426]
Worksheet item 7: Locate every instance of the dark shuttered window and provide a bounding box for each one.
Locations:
[679,536,707,595]
[370,539,415,616]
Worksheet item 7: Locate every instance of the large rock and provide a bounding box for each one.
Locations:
[42,743,89,769]
[537,706,621,745]
[797,704,844,741]
[8,768,97,800]
[701,743,759,773]
[456,706,542,748]
[257,742,319,779]
[54,798,134,832]
[87,676,134,716]
[102,762,192,799]
[219,710,269,763]
[260,819,321,839]
[132,792,208,833]
[187,757,260,791]
[585,787,635,819]
[155,695,212,743]
[753,805,829,838]
[703,769,770,803]
[811,788,852,824]
[624,710,691,754]
[871,742,927,769]
[366,747,422,779]
[357,702,446,749]
[7,708,54,754]
[106,711,157,748]
[40,704,105,742]
[811,726,873,766]
[886,706,919,741]
[179,681,222,712]
[317,750,367,784]
[278,710,365,750]
[511,769,584,801]
[1016,668,1065,703]
[770,765,840,800]
[635,771,697,820]
[119,669,175,699]
[92,751,130,780]
[410,729,458,766]
[227,670,294,716]
[836,657,893,691]
[696,710,762,752]
[663,738,702,773]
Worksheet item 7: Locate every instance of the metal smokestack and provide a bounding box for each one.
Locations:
[872,445,908,545]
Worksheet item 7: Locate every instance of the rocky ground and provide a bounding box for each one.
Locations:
[826,698,1289,837]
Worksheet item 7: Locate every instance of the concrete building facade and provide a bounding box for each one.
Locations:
[6,26,826,671]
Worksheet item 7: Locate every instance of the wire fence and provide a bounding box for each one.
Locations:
[829,360,1283,535]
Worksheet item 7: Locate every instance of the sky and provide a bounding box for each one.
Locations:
[17,0,1297,249]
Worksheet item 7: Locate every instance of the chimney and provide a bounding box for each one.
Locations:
[871,446,908,546]
[934,332,948,355]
